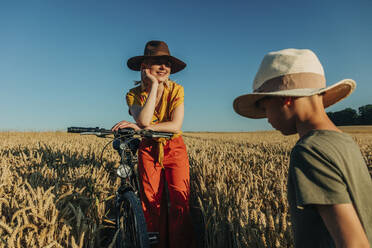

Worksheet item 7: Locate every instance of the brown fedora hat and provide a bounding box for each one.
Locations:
[127,40,186,74]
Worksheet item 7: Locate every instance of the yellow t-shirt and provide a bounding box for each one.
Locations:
[126,80,184,126]
[125,80,184,166]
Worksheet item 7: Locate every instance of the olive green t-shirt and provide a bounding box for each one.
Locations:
[287,130,372,247]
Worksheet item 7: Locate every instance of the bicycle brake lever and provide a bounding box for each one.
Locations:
[81,132,109,137]
[81,132,95,135]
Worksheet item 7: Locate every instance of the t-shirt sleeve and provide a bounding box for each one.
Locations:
[290,145,351,208]
[126,90,141,107]
[171,85,184,110]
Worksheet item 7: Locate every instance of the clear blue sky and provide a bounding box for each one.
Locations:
[1,0,371,132]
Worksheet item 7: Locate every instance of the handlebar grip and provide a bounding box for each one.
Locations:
[153,132,174,137]
[142,130,174,138]
[67,127,99,133]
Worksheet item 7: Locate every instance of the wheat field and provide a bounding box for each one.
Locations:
[0,128,371,248]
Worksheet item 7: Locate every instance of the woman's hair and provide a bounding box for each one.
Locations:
[133,60,149,86]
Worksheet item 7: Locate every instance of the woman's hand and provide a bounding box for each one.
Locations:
[141,68,159,86]
[111,120,140,131]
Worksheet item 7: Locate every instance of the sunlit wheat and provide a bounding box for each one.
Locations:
[0,128,371,247]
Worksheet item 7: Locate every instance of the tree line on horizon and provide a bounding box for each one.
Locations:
[327,104,372,126]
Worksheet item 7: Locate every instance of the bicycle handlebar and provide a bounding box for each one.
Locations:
[67,126,174,139]
[68,127,105,133]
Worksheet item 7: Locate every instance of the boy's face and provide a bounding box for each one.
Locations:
[258,97,297,135]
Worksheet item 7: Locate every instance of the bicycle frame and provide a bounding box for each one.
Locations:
[67,127,173,248]
[114,137,140,193]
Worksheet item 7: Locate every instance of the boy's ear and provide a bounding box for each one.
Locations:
[283,97,294,106]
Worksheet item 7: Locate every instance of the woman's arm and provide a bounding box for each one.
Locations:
[111,120,140,131]
[144,102,184,133]
[316,203,370,248]
[132,69,159,127]
[113,102,183,133]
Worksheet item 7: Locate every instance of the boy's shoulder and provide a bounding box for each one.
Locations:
[293,130,354,156]
[297,129,352,145]
[291,129,365,173]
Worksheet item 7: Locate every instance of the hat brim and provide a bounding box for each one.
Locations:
[127,55,186,74]
[233,79,356,119]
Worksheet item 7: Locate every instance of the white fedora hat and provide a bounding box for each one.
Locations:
[233,48,356,119]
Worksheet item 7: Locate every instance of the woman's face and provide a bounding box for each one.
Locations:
[142,57,171,83]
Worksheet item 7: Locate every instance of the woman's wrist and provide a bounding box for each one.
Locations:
[143,125,154,130]
[149,80,159,90]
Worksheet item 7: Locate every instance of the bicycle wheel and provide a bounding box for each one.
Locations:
[116,191,150,248]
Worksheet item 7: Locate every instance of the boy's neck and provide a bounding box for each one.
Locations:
[296,117,341,138]
[293,98,342,138]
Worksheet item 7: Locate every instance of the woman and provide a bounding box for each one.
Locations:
[112,40,195,248]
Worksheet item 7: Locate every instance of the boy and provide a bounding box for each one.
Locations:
[233,48,372,247]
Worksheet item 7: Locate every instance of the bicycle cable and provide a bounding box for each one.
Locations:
[99,133,135,173]
[99,137,115,173]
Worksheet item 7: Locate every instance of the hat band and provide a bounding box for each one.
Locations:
[146,51,170,56]
[254,72,325,93]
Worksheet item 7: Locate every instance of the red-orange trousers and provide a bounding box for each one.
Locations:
[138,136,196,248]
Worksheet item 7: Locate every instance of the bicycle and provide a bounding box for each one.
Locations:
[67,126,173,248]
